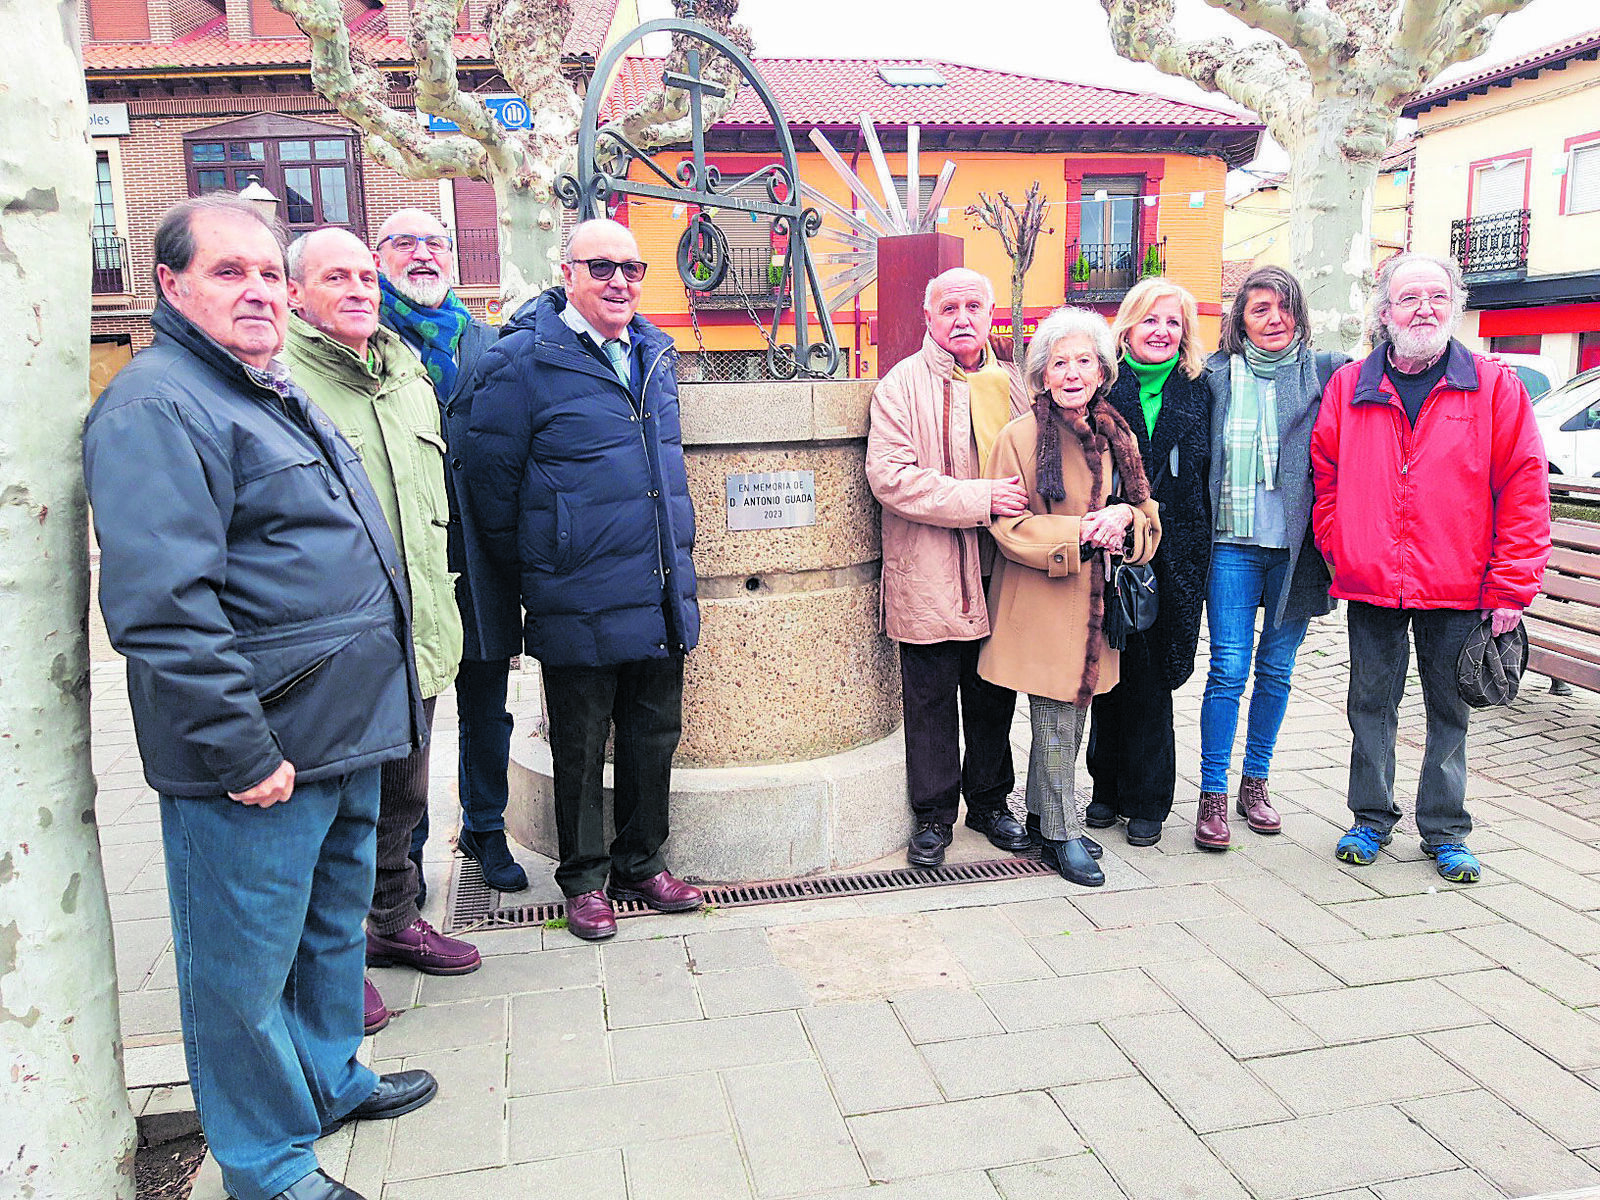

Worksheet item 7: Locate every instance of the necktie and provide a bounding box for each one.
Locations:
[602,338,631,388]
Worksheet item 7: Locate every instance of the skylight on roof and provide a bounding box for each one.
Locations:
[879,66,946,87]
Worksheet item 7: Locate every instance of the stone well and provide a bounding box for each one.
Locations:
[504,378,913,882]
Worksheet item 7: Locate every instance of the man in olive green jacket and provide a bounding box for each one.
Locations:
[284,228,477,1033]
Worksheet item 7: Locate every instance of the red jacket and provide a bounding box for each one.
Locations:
[1311,341,1550,611]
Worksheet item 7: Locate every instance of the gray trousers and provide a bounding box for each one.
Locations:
[1345,602,1478,847]
[1027,695,1090,842]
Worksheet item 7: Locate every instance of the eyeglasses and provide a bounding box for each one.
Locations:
[1392,291,1453,314]
[377,233,454,255]
[572,258,648,283]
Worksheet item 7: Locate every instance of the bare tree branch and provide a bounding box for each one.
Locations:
[609,0,754,154]
[273,0,486,177]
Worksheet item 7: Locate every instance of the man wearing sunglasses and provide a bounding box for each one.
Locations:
[462,218,703,941]
[375,209,532,904]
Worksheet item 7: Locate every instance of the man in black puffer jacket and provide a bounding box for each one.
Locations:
[462,218,702,942]
[84,196,433,1200]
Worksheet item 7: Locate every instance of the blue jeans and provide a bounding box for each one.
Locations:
[1199,543,1311,793]
[410,658,513,858]
[161,769,380,1200]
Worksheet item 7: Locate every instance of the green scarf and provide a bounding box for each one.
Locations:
[1218,336,1298,538]
[379,275,471,401]
[1122,352,1178,439]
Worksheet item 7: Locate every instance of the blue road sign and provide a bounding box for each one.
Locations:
[427,95,531,133]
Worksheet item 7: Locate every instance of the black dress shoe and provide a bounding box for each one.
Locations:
[907,821,953,868]
[324,1069,438,1135]
[1041,838,1105,887]
[1026,814,1101,859]
[1125,818,1163,847]
[964,806,1030,852]
[270,1169,367,1199]
[1084,799,1119,829]
[1080,833,1103,860]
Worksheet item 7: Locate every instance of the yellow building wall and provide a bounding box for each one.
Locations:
[1410,54,1600,279]
[1224,170,1410,275]
[626,146,1230,369]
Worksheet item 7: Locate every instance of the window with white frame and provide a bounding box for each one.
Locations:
[1569,142,1600,215]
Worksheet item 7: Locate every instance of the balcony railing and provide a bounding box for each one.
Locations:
[92,235,128,294]
[1450,210,1529,279]
[1064,239,1165,301]
[688,245,790,311]
[455,227,499,287]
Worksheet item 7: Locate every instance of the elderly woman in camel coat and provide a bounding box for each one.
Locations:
[979,306,1161,887]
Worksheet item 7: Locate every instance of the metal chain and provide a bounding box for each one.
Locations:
[685,286,707,354]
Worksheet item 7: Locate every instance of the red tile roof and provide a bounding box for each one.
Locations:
[562,0,619,59]
[1404,27,1600,115]
[1380,135,1415,173]
[1220,259,1254,301]
[601,56,1259,130]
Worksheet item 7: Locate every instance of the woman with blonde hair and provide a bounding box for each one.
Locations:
[979,307,1161,885]
[1083,277,1212,847]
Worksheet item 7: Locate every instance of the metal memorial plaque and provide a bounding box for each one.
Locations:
[726,470,817,531]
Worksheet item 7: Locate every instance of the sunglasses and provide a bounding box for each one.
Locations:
[572,257,648,283]
[378,233,454,254]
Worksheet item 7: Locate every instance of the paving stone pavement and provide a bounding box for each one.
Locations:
[98,606,1600,1200]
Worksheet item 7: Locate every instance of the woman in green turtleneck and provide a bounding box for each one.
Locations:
[1084,279,1214,849]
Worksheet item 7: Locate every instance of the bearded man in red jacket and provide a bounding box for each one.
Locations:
[1311,252,1550,885]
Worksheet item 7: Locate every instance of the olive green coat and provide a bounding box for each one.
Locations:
[284,315,463,698]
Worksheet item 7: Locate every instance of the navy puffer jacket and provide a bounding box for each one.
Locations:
[461,288,699,668]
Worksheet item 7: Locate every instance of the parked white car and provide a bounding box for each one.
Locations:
[1535,367,1600,479]
[1494,352,1566,401]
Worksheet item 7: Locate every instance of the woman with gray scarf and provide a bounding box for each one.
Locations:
[1196,267,1343,851]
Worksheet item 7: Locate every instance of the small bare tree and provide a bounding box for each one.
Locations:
[967,182,1051,360]
[1100,0,1534,350]
[272,0,752,302]
[2,0,137,1194]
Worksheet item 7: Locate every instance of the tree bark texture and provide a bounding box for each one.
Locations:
[271,0,749,305]
[1100,0,1534,352]
[0,0,138,1195]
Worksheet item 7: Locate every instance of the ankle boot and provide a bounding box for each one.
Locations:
[1194,791,1230,851]
[1237,777,1281,834]
[1043,837,1105,887]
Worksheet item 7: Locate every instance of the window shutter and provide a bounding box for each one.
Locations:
[453,179,499,287]
[1569,144,1600,215]
[1472,159,1525,215]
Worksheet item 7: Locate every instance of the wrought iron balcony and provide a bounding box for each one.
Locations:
[1450,210,1529,280]
[687,244,790,311]
[92,235,128,294]
[1064,239,1165,302]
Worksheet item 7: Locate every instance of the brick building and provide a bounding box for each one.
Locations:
[84,0,1261,387]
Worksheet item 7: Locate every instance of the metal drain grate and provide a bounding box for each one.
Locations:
[446,851,1056,932]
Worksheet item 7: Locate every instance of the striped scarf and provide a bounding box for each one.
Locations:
[1218,337,1297,538]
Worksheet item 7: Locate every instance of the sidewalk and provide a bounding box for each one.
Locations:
[99,608,1600,1200]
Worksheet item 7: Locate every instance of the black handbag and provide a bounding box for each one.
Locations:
[1104,556,1158,651]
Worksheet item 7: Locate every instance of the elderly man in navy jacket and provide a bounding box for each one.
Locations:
[462,218,703,941]
[84,196,435,1200]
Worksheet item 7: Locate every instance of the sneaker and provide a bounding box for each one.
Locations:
[1335,824,1391,866]
[1424,842,1481,883]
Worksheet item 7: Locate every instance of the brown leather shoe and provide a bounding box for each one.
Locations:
[363,977,389,1036]
[566,890,618,940]
[608,869,704,913]
[1237,776,1281,834]
[366,919,481,975]
[1194,791,1230,851]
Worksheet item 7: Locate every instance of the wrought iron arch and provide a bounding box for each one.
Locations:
[555,10,840,379]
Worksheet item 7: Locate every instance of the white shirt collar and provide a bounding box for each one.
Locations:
[561,301,629,348]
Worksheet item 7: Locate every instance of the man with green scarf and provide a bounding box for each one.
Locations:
[376,208,531,898]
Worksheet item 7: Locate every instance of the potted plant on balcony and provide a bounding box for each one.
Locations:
[1140,244,1162,278]
[767,260,784,291]
[1071,253,1091,284]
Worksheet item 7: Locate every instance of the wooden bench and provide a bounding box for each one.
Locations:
[1526,501,1600,693]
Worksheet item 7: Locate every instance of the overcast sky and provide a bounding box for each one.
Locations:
[636,0,1596,169]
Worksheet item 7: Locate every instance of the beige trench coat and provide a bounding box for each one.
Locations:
[978,411,1161,705]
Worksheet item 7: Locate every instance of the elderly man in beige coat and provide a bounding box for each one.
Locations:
[866,267,1030,868]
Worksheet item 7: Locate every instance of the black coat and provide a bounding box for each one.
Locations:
[461,288,699,668]
[434,317,522,662]
[84,300,423,796]
[1104,360,1213,690]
